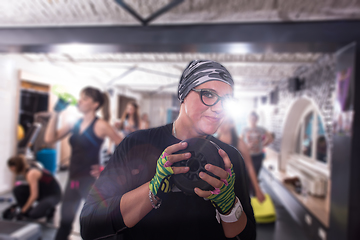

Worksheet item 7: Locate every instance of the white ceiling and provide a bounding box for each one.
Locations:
[21,52,323,97]
[0,0,359,27]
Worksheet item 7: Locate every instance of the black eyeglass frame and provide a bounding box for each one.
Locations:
[191,88,232,107]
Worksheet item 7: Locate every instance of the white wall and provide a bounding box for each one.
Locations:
[140,94,173,128]
[0,56,19,193]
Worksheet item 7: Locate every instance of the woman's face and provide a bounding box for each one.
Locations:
[182,81,233,136]
[249,115,258,127]
[126,104,135,115]
[77,92,98,114]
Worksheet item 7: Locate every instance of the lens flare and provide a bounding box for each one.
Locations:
[224,98,242,120]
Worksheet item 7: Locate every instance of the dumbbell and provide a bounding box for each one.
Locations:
[172,138,225,195]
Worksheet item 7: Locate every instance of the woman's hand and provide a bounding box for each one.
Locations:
[22,169,41,214]
[90,164,105,179]
[255,188,266,203]
[194,149,236,214]
[121,142,190,229]
[114,121,122,129]
[53,98,70,112]
[149,141,190,197]
[124,125,133,131]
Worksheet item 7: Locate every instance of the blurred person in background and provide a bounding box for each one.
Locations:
[241,112,272,182]
[80,60,256,240]
[140,112,150,130]
[4,155,61,223]
[116,102,140,137]
[44,86,123,240]
[217,118,265,203]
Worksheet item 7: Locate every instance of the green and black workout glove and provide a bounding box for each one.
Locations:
[207,165,236,214]
[149,151,174,198]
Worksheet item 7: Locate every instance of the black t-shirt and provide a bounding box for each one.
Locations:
[80,123,256,240]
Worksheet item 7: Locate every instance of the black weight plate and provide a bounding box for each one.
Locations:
[172,138,224,195]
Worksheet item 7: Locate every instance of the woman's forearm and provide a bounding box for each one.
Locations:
[44,112,59,144]
[238,139,263,194]
[245,159,262,193]
[120,181,154,228]
[222,198,248,238]
[262,132,273,147]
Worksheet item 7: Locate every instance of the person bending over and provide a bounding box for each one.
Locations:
[6,155,61,222]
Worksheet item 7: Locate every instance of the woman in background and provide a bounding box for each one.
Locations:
[45,86,123,240]
[241,112,272,191]
[6,155,61,222]
[117,102,140,137]
[217,118,265,202]
[140,112,150,130]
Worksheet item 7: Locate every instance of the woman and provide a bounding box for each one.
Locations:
[217,118,265,203]
[80,60,256,240]
[44,87,123,240]
[7,155,61,222]
[241,112,272,178]
[139,112,150,130]
[118,101,140,136]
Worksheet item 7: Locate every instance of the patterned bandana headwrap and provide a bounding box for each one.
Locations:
[178,60,234,103]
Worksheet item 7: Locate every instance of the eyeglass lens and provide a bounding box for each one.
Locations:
[200,90,219,106]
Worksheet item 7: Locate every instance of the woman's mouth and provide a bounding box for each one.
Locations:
[204,116,221,123]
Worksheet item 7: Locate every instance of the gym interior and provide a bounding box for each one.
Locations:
[0,1,360,240]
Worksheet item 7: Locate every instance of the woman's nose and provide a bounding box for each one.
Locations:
[211,99,223,113]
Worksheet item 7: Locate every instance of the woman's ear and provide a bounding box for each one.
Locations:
[93,101,100,110]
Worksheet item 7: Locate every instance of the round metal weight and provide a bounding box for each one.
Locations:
[172,138,224,195]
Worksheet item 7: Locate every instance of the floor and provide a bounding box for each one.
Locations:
[0,170,82,240]
[0,169,309,240]
[256,175,309,240]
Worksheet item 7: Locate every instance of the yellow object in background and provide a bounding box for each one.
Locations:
[251,194,276,223]
[17,125,25,141]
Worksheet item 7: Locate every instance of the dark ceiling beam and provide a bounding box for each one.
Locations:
[0,42,340,54]
[0,21,359,45]
[114,0,145,25]
[143,0,184,25]
[0,20,360,53]
[114,0,184,26]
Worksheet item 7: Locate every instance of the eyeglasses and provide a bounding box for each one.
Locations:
[191,88,232,107]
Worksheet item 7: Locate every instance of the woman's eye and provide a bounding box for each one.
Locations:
[203,91,215,98]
